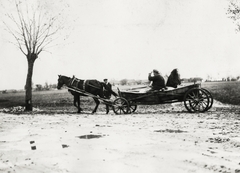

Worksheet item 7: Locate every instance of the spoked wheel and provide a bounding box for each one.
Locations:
[112,97,129,114]
[128,103,137,114]
[201,88,213,111]
[184,88,210,113]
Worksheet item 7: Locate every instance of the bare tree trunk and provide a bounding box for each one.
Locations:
[25,53,37,111]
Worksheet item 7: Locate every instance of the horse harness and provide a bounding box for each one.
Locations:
[69,77,101,91]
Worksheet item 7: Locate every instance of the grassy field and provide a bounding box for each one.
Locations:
[0,89,100,113]
[0,81,239,112]
[201,81,240,105]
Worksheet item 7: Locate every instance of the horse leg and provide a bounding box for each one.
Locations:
[99,89,109,114]
[105,97,110,114]
[92,98,100,114]
[106,104,109,114]
[73,95,82,113]
[73,95,77,107]
[77,96,82,113]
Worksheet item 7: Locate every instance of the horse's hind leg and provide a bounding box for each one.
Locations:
[92,98,100,114]
[106,104,109,114]
[98,89,109,114]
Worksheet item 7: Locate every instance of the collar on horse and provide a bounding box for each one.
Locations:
[69,76,101,90]
[68,76,86,90]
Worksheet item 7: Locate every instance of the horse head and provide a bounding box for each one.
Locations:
[57,75,70,89]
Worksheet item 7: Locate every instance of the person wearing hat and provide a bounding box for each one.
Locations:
[148,69,166,91]
[103,78,118,114]
[103,79,118,99]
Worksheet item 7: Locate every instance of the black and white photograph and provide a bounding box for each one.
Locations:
[0,0,240,172]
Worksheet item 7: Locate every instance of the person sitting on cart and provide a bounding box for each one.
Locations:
[148,69,166,92]
[166,68,181,88]
[103,79,118,99]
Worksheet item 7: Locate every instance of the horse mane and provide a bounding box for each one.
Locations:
[59,75,71,80]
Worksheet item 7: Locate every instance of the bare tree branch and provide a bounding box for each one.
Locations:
[3,0,66,57]
[2,20,27,55]
[227,0,240,32]
[1,0,68,111]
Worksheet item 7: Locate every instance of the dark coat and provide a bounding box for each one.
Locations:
[148,74,166,90]
[103,83,118,99]
[166,69,181,88]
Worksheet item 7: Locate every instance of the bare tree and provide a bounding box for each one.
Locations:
[227,0,240,31]
[2,0,66,111]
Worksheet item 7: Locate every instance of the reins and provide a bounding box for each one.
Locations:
[87,83,101,90]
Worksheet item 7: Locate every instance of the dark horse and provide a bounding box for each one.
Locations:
[166,69,181,88]
[57,75,116,114]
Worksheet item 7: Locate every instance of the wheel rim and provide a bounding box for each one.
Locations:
[201,88,213,111]
[128,104,137,114]
[112,97,129,114]
[184,88,209,113]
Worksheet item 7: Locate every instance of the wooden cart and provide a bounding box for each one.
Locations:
[112,84,213,114]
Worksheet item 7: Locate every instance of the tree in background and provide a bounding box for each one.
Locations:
[1,0,68,111]
[120,79,128,85]
[35,84,43,91]
[44,82,49,90]
[227,0,240,31]
[228,1,240,81]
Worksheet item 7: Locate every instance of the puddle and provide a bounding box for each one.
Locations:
[154,129,187,133]
[30,141,36,150]
[76,134,103,139]
[62,144,69,148]
[31,146,37,150]
[95,124,112,127]
[207,137,230,143]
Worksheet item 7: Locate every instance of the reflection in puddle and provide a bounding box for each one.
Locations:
[76,134,103,139]
[154,129,187,133]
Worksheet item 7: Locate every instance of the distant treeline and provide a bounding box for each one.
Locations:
[1,77,240,93]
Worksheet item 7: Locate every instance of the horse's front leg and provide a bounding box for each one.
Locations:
[77,96,83,113]
[74,95,82,113]
[92,98,100,114]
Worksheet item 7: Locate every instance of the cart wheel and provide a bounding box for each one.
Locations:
[128,104,137,114]
[184,88,209,113]
[201,88,213,111]
[112,97,129,115]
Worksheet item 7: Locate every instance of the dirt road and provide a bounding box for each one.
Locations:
[0,102,240,173]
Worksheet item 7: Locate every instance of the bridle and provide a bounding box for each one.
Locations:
[57,75,70,89]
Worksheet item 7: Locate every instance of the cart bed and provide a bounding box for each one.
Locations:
[119,84,200,105]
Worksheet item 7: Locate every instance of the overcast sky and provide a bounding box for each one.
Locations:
[0,0,240,90]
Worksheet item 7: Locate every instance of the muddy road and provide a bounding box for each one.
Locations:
[0,101,240,173]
